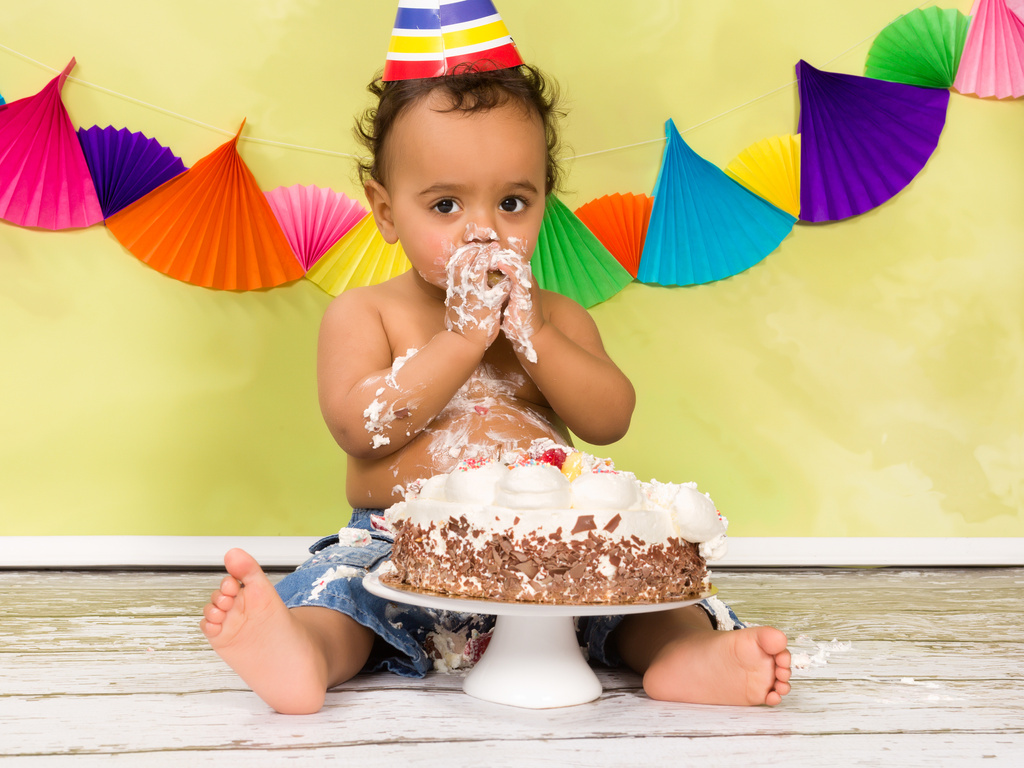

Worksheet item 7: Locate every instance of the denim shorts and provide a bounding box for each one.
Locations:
[274,509,744,678]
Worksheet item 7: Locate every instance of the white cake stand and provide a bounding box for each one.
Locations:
[363,569,715,709]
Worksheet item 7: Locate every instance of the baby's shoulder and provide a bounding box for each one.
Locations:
[323,277,403,320]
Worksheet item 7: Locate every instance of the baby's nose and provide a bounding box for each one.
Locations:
[464,222,499,244]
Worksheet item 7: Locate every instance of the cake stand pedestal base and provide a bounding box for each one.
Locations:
[463,614,601,708]
[364,570,714,709]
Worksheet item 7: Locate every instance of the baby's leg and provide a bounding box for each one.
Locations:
[200,548,375,714]
[615,605,791,706]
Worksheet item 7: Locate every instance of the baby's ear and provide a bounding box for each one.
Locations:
[364,180,399,244]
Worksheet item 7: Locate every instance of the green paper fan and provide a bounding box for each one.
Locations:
[865,7,971,88]
[532,195,634,307]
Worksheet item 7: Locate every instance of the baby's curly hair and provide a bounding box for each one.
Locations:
[355,64,564,194]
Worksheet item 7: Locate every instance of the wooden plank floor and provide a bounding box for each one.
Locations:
[2,567,1022,766]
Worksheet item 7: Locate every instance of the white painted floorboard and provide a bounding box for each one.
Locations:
[2,568,1022,766]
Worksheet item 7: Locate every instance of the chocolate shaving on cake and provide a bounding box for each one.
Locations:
[389,514,709,605]
[571,515,597,535]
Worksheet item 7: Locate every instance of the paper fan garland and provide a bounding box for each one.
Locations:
[725,134,801,218]
[304,212,411,296]
[77,126,187,219]
[106,121,303,290]
[864,7,970,89]
[574,193,653,278]
[797,60,950,223]
[0,58,103,230]
[532,195,634,307]
[637,120,796,287]
[953,0,1024,99]
[265,184,367,271]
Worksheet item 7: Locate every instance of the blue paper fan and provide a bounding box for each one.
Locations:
[77,126,187,218]
[637,120,796,287]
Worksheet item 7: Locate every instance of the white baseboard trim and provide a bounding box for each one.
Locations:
[1,536,1021,569]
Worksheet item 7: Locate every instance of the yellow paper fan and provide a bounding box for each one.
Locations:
[304,212,411,295]
[725,134,801,218]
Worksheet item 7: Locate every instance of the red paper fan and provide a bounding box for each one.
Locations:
[574,193,653,278]
[265,184,367,271]
[0,58,103,229]
[106,121,304,290]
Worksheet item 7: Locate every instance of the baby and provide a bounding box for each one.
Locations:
[200,63,790,714]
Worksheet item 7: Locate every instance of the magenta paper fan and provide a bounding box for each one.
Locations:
[77,126,187,219]
[953,0,1024,99]
[796,60,950,222]
[265,185,367,271]
[0,59,102,229]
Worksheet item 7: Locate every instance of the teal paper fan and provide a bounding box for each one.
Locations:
[637,120,796,286]
[865,7,971,88]
[532,195,634,307]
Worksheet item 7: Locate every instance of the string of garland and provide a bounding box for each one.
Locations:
[0,2,1021,307]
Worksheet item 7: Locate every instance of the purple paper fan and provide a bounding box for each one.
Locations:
[77,126,187,219]
[796,60,950,222]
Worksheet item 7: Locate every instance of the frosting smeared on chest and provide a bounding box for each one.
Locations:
[426,363,560,470]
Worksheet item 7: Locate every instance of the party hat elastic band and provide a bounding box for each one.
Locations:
[383,0,523,81]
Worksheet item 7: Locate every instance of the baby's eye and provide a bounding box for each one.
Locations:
[433,199,461,214]
[499,197,527,213]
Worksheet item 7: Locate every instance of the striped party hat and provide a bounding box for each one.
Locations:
[383,0,524,81]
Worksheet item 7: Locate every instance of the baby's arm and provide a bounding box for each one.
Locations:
[500,273,635,444]
[317,289,490,459]
[317,254,509,459]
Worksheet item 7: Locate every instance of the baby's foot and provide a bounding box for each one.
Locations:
[200,549,329,714]
[643,625,792,706]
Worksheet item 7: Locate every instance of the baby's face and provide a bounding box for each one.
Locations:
[380,93,548,290]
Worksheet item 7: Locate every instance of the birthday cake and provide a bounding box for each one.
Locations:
[381,443,728,604]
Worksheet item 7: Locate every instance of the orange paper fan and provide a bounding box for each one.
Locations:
[574,193,653,278]
[304,212,411,296]
[106,121,303,290]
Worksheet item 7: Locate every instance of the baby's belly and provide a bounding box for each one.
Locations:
[347,400,568,508]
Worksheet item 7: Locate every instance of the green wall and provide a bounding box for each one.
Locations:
[1,1,1021,537]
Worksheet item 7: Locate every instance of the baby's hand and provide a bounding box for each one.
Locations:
[493,249,540,364]
[444,244,511,349]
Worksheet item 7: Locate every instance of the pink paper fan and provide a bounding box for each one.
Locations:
[264,185,367,271]
[954,0,1024,98]
[0,59,103,229]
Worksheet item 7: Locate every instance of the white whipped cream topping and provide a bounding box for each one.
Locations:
[446,462,508,505]
[494,463,571,509]
[417,475,448,501]
[571,472,642,510]
[390,453,729,559]
[643,480,727,545]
